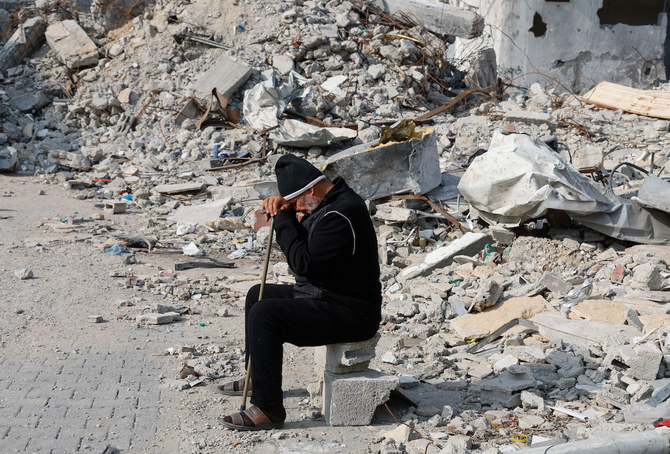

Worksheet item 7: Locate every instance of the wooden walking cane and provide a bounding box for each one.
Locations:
[240,216,274,411]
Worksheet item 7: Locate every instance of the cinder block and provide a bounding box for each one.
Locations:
[314,333,381,374]
[610,343,662,380]
[323,369,398,426]
[105,201,127,214]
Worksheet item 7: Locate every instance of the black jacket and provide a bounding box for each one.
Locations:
[273,177,381,316]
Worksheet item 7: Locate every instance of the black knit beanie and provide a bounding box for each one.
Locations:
[275,154,326,200]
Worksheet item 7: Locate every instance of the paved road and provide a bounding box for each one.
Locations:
[0,178,186,452]
[0,176,395,454]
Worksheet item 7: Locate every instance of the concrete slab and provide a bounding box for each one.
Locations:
[569,299,628,324]
[154,182,206,195]
[450,296,556,340]
[45,20,98,68]
[167,198,230,226]
[532,313,642,346]
[189,52,252,99]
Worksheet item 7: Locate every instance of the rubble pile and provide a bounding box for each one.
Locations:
[1,0,670,452]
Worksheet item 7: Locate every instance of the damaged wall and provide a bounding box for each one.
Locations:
[452,0,667,93]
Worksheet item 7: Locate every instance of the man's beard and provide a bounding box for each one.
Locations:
[300,194,320,214]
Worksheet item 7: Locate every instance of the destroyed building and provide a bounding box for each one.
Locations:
[454,0,668,92]
[0,0,669,453]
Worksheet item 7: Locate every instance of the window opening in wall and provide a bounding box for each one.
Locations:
[597,0,664,26]
[529,12,547,37]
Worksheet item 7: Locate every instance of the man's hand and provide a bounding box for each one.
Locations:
[262,195,292,220]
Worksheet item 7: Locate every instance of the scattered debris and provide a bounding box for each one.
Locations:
[14,268,33,280]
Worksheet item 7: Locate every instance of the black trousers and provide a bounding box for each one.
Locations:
[245,283,379,408]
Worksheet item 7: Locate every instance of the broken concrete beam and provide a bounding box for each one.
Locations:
[322,369,398,426]
[504,110,556,129]
[45,20,99,68]
[315,333,380,374]
[189,52,252,99]
[370,0,483,39]
[0,17,46,73]
[319,126,441,200]
[154,182,206,195]
[532,313,642,346]
[397,232,491,282]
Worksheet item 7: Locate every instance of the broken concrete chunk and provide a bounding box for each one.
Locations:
[631,263,664,291]
[14,268,34,280]
[572,145,604,173]
[10,91,50,112]
[48,150,91,170]
[533,313,642,346]
[465,48,497,90]
[314,334,380,374]
[0,147,19,172]
[521,390,545,410]
[398,232,491,282]
[272,54,294,75]
[374,204,418,223]
[570,299,627,324]
[450,296,555,340]
[189,52,252,100]
[136,312,181,325]
[505,345,547,364]
[168,198,229,226]
[609,343,662,380]
[537,272,571,296]
[470,278,503,312]
[45,20,99,68]
[0,17,46,72]
[596,383,631,408]
[493,354,518,373]
[480,368,536,408]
